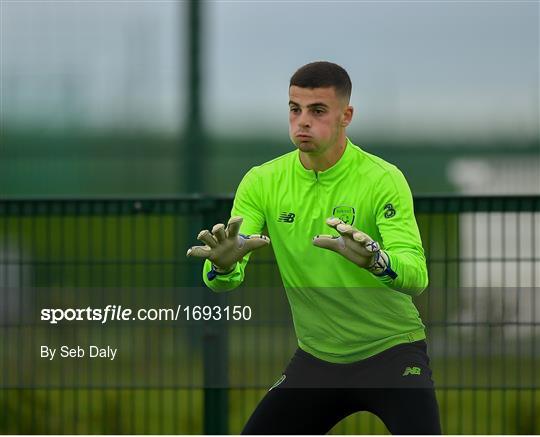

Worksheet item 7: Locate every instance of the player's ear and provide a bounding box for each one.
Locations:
[341,105,353,127]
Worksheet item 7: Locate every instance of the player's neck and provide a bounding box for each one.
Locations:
[300,136,347,173]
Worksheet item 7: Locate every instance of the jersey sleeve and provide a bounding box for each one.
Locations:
[202,166,266,291]
[371,167,429,296]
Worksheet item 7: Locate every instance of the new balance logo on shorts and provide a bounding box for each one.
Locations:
[402,366,421,376]
[278,212,295,223]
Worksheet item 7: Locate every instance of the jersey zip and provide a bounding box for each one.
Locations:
[313,171,323,220]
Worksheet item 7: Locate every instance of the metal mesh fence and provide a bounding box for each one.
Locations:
[0,196,539,434]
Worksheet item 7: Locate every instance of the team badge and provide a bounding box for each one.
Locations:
[332,206,355,225]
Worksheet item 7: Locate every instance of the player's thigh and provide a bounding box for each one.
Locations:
[370,387,441,435]
[360,341,441,434]
[241,387,354,435]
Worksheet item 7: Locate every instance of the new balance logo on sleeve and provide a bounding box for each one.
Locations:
[278,212,296,223]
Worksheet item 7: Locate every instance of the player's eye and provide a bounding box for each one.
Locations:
[289,107,300,113]
[313,108,326,115]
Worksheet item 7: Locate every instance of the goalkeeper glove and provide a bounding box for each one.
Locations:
[312,217,397,279]
[186,216,270,275]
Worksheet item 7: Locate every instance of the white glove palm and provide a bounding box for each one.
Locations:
[186,216,270,272]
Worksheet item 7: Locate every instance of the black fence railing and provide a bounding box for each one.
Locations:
[1,195,539,434]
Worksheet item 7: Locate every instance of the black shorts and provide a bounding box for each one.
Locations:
[242,340,442,435]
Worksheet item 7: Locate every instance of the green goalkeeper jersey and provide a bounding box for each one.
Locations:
[202,138,429,363]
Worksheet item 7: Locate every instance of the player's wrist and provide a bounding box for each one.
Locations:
[212,262,237,274]
[367,250,398,279]
[207,262,237,281]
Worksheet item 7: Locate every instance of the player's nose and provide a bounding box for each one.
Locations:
[298,113,311,128]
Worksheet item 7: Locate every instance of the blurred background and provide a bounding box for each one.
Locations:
[1,1,539,435]
[2,0,538,197]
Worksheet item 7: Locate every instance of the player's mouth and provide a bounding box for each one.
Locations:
[296,133,312,140]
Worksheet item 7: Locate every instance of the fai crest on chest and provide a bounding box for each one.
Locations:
[332,206,356,225]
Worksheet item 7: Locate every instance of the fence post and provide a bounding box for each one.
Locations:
[201,200,229,434]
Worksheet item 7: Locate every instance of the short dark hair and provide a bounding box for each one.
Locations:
[290,61,352,101]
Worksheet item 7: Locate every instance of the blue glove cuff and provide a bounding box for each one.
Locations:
[369,251,398,279]
[207,263,236,281]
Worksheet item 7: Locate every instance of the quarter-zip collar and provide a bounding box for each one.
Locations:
[294,137,355,183]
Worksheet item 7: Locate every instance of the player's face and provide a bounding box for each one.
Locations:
[288,86,352,154]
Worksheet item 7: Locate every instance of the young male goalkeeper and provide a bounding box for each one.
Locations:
[187,61,441,435]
